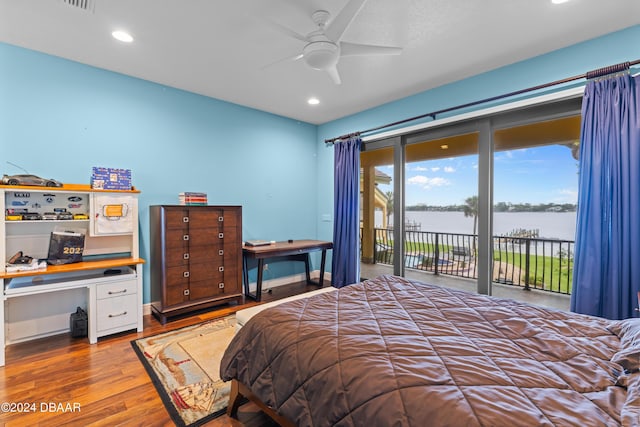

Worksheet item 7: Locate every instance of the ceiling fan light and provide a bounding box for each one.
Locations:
[303,41,339,70]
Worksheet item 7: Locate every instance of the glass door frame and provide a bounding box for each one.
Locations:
[361,92,582,295]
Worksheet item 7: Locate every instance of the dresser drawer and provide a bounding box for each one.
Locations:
[96,279,138,300]
[96,293,138,332]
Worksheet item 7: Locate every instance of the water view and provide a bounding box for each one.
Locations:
[385,211,577,241]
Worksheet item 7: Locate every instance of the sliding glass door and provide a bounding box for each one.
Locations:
[403,130,479,291]
[358,93,582,308]
[360,143,395,279]
[491,114,581,305]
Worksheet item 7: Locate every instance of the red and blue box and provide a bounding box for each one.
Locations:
[91,167,132,190]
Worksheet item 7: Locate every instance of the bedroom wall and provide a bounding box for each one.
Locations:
[1,25,639,302]
[316,24,640,256]
[0,42,318,303]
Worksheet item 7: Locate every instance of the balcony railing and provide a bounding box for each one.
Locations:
[366,228,574,295]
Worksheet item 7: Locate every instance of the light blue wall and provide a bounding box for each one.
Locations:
[316,25,640,244]
[2,25,639,302]
[0,42,318,303]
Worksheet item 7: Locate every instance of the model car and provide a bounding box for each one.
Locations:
[73,213,89,220]
[1,174,62,187]
[21,212,42,220]
[57,212,74,220]
[42,212,58,220]
[5,214,22,221]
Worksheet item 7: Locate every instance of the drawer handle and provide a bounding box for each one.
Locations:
[218,216,224,222]
[218,266,224,272]
[108,289,127,295]
[108,311,127,318]
[183,271,190,278]
[183,253,190,260]
[218,282,225,289]
[183,217,189,223]
[184,289,190,296]
[218,233,224,239]
[183,235,189,241]
[218,249,224,256]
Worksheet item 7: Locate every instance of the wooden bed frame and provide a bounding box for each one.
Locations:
[227,378,296,427]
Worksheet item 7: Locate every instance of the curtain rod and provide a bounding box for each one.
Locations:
[325,59,640,145]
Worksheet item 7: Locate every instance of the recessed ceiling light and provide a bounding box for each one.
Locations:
[307,97,320,105]
[440,144,449,150]
[112,30,133,43]
[551,0,571,4]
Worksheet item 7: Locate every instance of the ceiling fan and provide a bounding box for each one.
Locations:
[264,0,402,84]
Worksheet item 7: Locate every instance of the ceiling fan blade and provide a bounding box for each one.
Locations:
[263,18,308,43]
[326,65,342,85]
[340,41,402,57]
[325,0,368,42]
[261,52,304,70]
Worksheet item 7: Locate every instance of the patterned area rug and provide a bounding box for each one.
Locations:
[131,315,236,427]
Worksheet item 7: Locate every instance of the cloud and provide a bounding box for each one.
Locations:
[430,167,440,172]
[408,175,451,189]
[554,188,578,203]
[444,166,456,173]
[414,166,428,171]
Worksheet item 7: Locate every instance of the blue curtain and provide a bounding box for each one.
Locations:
[332,136,362,287]
[571,73,640,320]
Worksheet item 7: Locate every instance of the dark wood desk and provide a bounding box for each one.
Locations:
[242,240,333,301]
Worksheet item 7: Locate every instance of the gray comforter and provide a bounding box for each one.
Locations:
[221,275,638,426]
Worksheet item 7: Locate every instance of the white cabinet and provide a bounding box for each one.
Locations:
[95,277,139,335]
[0,184,144,366]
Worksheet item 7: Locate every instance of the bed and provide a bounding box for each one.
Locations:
[220,275,640,426]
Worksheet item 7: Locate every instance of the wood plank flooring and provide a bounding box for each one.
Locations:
[0,281,320,426]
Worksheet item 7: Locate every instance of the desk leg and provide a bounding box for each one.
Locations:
[320,249,327,286]
[304,254,311,284]
[256,259,264,302]
[242,256,250,297]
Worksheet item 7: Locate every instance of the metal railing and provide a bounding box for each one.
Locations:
[366,228,574,295]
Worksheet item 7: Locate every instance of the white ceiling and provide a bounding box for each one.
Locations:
[1,0,638,125]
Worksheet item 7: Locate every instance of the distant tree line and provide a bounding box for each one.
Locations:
[406,202,577,212]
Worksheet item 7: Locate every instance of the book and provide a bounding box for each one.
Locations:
[244,240,273,247]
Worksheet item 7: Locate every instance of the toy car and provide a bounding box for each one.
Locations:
[42,212,58,220]
[5,214,22,221]
[21,212,42,220]
[57,212,74,220]
[73,213,89,220]
[1,174,62,187]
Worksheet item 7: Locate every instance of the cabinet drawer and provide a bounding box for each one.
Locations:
[164,209,190,230]
[165,229,223,248]
[96,294,138,332]
[97,279,138,300]
[165,245,223,267]
[188,209,223,228]
[165,263,223,285]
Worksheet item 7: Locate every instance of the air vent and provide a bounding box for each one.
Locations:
[60,0,95,13]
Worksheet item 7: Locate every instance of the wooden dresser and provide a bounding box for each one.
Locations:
[149,205,243,323]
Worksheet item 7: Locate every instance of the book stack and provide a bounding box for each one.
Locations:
[179,192,208,206]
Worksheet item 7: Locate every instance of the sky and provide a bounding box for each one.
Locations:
[376,144,579,206]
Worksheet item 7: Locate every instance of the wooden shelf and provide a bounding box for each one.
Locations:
[0,183,140,193]
[1,257,145,280]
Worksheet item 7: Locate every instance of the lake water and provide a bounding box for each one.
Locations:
[384,211,577,241]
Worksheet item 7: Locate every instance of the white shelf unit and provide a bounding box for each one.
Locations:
[0,184,144,366]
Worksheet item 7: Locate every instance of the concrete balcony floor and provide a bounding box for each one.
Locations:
[360,262,571,312]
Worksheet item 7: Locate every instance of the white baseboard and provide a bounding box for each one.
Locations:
[142,270,332,316]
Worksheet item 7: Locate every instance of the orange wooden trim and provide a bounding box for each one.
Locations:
[0,183,140,193]
[1,257,145,279]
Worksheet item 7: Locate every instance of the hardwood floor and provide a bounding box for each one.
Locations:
[0,281,320,426]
